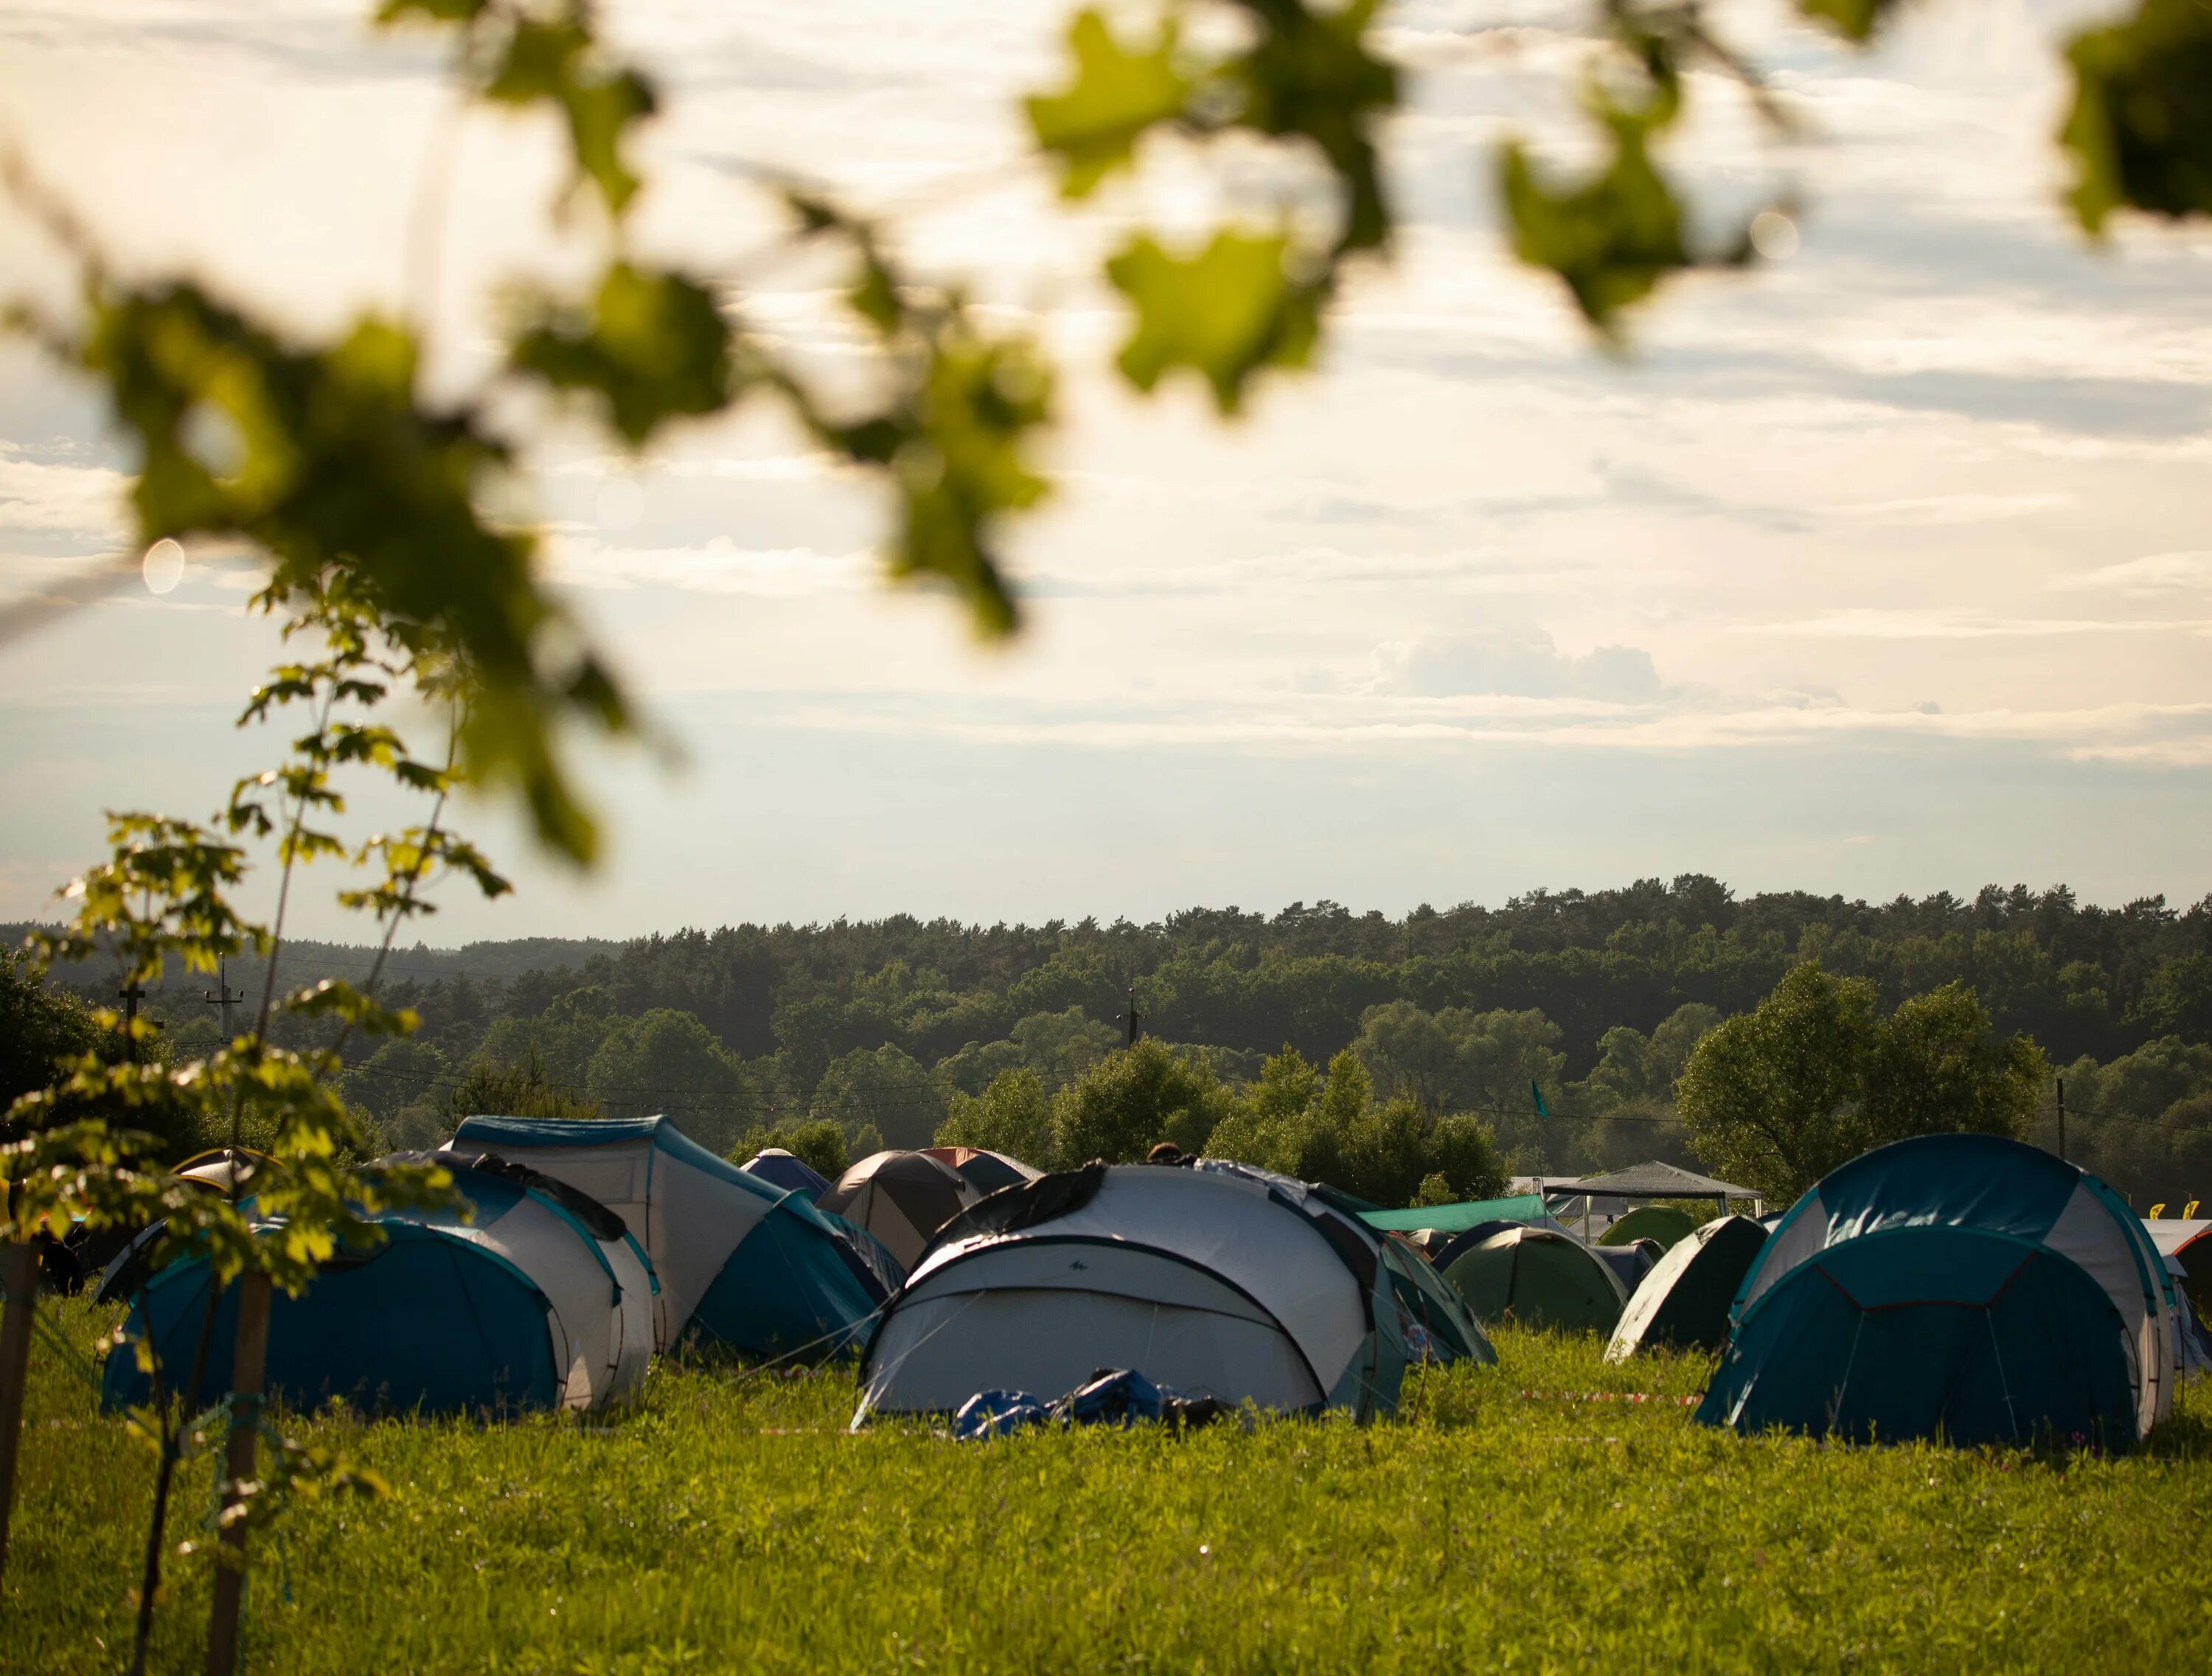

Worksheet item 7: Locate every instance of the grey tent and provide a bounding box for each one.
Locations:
[857,1161,1409,1422]
[1604,1214,1770,1361]
[1548,1161,1765,1237]
[819,1150,981,1269]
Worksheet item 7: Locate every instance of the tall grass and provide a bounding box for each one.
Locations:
[9,1299,2210,1673]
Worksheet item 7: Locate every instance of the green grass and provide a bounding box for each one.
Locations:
[8,1298,2211,1673]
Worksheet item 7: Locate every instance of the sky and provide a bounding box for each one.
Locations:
[4,0,2212,943]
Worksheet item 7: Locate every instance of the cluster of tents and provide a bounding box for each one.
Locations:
[98,1121,2209,1451]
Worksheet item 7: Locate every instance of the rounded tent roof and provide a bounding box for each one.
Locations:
[856,1160,1405,1421]
[920,1145,1041,1197]
[1443,1227,1628,1334]
[740,1147,833,1201]
[1377,1233,1495,1367]
[1703,1133,2180,1447]
[105,1159,651,1416]
[1597,1204,1698,1251]
[820,1150,981,1270]
[453,1114,880,1361]
[1605,1214,1768,1361]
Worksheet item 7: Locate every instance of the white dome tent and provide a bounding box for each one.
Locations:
[854,1159,1407,1425]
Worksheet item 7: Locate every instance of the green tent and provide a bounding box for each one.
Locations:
[1598,1204,1698,1251]
[1604,1214,1768,1361]
[1443,1227,1628,1334]
[1360,1194,1547,1234]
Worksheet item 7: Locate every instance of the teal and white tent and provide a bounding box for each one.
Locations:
[1699,1134,2181,1448]
[453,1115,886,1361]
[104,1155,653,1416]
[856,1160,1408,1423]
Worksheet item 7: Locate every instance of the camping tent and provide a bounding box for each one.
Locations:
[1360,1193,1550,1235]
[453,1115,886,1360]
[1604,1214,1769,1361]
[2144,1220,2210,1316]
[1594,1239,1662,1294]
[1699,1134,2181,1448]
[1598,1204,1697,1251]
[1442,1227,1630,1333]
[855,1160,1409,1422]
[921,1145,1040,1197]
[1378,1233,1496,1367]
[103,1155,653,1416]
[819,1150,982,1269]
[740,1147,832,1202]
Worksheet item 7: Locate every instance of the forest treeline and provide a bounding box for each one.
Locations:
[13,876,2212,1206]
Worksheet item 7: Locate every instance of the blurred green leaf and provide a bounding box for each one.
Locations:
[510,263,734,445]
[483,17,657,216]
[74,282,625,863]
[1790,0,1898,44]
[1498,78,1694,337]
[1106,229,1319,414]
[2062,0,2212,233]
[1026,8,1192,198]
[1226,0,1398,254]
[374,0,489,23]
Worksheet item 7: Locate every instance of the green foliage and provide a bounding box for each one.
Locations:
[1226,0,1398,255]
[1677,965,2043,1201]
[42,282,626,863]
[1025,0,1397,414]
[445,1057,603,1127]
[2062,0,2212,232]
[15,1301,2211,1672]
[729,1118,850,1183]
[1792,0,1899,43]
[1050,1038,1229,1163]
[1107,231,1321,414]
[1351,1001,1566,1118]
[811,1043,944,1152]
[1026,9,1192,196]
[1499,72,1698,337]
[2132,955,2212,1041]
[474,10,659,216]
[0,948,104,1116]
[508,263,736,445]
[588,1008,757,1150]
[1204,1045,1505,1206]
[936,1067,1057,1169]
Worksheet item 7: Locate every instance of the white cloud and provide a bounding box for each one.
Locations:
[1367,629,1666,703]
[547,537,875,599]
[2051,551,2212,596]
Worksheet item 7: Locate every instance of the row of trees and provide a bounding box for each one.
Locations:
[64,882,2212,1098]
[34,931,2197,1209]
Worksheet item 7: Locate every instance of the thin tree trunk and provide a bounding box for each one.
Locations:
[129,1267,225,1676]
[204,1270,271,1675]
[0,1238,38,1582]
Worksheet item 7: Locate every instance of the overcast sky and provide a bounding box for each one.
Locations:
[4,0,2211,943]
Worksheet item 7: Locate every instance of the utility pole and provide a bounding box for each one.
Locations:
[1119,986,1141,1048]
[203,961,245,1041]
[2056,1076,2067,1166]
[119,976,147,1062]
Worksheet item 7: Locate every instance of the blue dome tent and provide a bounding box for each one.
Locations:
[103,1155,653,1416]
[1698,1134,2181,1449]
[453,1116,888,1360]
[741,1147,833,1202]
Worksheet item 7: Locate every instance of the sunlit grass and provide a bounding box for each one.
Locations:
[10,1298,2211,1672]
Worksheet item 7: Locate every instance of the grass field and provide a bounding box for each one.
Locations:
[7,1298,2211,1674]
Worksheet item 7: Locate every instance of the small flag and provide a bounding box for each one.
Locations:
[1531,1079,1550,1118]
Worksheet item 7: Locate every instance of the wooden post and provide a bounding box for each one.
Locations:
[204,1271,272,1675]
[0,1238,38,1582]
